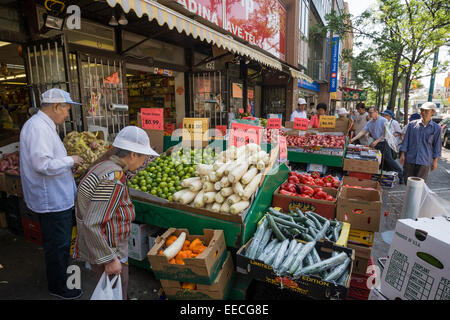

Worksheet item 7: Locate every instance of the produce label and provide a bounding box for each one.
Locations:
[279,136,287,160]
[267,118,282,129]
[141,108,164,130]
[229,122,263,147]
[182,118,209,141]
[319,116,336,129]
[293,118,309,130]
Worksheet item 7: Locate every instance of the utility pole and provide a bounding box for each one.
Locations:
[428,48,439,102]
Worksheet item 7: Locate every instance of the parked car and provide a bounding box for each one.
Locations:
[441,117,450,148]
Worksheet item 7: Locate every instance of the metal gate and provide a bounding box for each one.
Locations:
[23,35,80,136]
[76,52,128,142]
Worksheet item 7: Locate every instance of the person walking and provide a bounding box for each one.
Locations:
[309,103,327,128]
[351,106,404,183]
[381,109,402,145]
[290,98,308,122]
[73,126,158,300]
[399,102,442,184]
[19,88,84,299]
[336,108,353,136]
[351,102,370,145]
[401,113,421,141]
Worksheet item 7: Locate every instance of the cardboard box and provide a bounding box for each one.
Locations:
[272,185,337,220]
[380,217,450,300]
[336,186,382,232]
[347,243,372,275]
[348,228,375,247]
[128,223,160,261]
[0,172,5,192]
[148,228,227,284]
[343,158,379,174]
[160,251,234,300]
[341,176,382,194]
[236,239,355,300]
[4,173,23,197]
[368,288,388,300]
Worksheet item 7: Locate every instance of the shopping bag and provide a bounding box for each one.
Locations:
[90,272,122,300]
[384,122,399,153]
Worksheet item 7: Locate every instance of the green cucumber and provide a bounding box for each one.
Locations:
[295,208,306,218]
[306,212,323,229]
[337,269,350,286]
[315,220,331,241]
[254,228,273,259]
[272,239,290,270]
[311,248,321,264]
[268,208,295,222]
[264,241,283,265]
[308,226,318,238]
[305,253,314,267]
[289,241,316,274]
[324,257,351,282]
[279,242,303,275]
[306,211,328,224]
[246,218,268,258]
[332,226,340,242]
[288,228,301,237]
[296,252,348,276]
[301,233,315,242]
[257,238,278,261]
[272,216,307,231]
[267,214,286,242]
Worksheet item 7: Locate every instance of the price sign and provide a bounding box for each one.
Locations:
[141,108,164,130]
[216,125,227,137]
[293,117,309,130]
[279,136,287,161]
[182,118,209,141]
[229,122,263,147]
[238,108,244,114]
[164,122,175,134]
[319,116,336,129]
[267,118,282,129]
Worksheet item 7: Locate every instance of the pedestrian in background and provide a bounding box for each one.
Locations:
[290,98,308,121]
[401,113,421,141]
[336,108,352,136]
[74,126,159,300]
[19,88,84,299]
[351,102,370,145]
[309,103,327,128]
[399,102,442,184]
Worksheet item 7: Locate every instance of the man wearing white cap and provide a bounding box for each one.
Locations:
[336,108,352,135]
[290,98,308,122]
[399,102,442,184]
[74,126,158,300]
[19,88,84,299]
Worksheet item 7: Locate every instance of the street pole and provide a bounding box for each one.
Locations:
[428,48,439,102]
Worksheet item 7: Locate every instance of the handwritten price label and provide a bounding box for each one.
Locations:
[279,136,287,160]
[293,118,309,130]
[183,118,209,141]
[267,118,282,129]
[319,116,336,128]
[229,129,259,147]
[141,108,164,130]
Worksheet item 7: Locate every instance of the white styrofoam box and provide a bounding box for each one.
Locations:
[368,288,388,300]
[128,223,160,261]
[380,216,450,300]
[0,142,19,157]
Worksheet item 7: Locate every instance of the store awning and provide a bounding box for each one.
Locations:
[106,0,283,71]
[289,67,313,83]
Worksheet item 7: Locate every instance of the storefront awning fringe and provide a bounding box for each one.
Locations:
[289,67,313,83]
[106,0,283,71]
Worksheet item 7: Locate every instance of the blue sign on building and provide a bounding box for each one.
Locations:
[330,36,340,93]
[298,78,320,92]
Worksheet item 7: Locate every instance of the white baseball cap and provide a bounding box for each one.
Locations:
[41,88,82,105]
[419,102,437,111]
[337,108,349,115]
[298,98,307,105]
[113,126,159,156]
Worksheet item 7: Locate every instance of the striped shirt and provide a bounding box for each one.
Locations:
[73,156,135,265]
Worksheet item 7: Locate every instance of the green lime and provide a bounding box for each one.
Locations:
[169,186,176,193]
[160,182,167,188]
[176,185,182,191]
[151,189,157,195]
[168,195,173,202]
[141,186,147,192]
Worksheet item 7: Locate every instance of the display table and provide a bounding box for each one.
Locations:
[287,137,349,167]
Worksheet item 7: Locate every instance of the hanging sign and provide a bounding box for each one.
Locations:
[293,118,309,130]
[233,83,243,98]
[267,118,282,130]
[279,136,287,161]
[183,118,209,141]
[319,116,336,129]
[104,72,119,84]
[141,108,164,130]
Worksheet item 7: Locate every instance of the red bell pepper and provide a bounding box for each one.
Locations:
[280,189,298,197]
[288,176,300,184]
[301,186,315,197]
[313,187,323,195]
[311,171,321,179]
[315,191,328,200]
[326,195,335,201]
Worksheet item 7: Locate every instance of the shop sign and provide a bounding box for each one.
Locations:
[233,83,243,98]
[298,78,320,92]
[174,0,286,60]
[329,37,340,93]
[154,67,173,76]
[183,118,209,141]
[319,116,336,129]
[267,118,281,129]
[343,90,367,101]
[268,114,282,119]
[293,118,309,130]
[141,108,164,130]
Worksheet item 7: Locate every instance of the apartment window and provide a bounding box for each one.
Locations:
[299,0,310,38]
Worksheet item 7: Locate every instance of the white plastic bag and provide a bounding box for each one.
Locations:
[90,272,122,300]
[384,122,399,153]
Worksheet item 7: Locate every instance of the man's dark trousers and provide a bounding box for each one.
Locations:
[375,141,404,181]
[38,208,73,294]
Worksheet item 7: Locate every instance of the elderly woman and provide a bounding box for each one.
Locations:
[73,126,158,300]
[309,103,327,128]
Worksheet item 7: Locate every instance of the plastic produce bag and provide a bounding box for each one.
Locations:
[90,272,122,300]
[384,122,399,153]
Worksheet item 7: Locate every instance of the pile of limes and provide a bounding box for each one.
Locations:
[127,147,216,201]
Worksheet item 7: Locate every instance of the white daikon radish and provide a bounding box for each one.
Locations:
[230,201,250,215]
[249,150,268,164]
[193,190,206,208]
[242,173,262,200]
[245,143,261,154]
[203,181,215,192]
[228,162,250,183]
[262,154,270,165]
[201,175,209,182]
[215,162,230,178]
[173,189,189,202]
[163,232,186,259]
[178,190,198,205]
[256,160,266,170]
[204,191,217,204]
[224,161,239,175]
[197,164,214,176]
[241,166,258,185]
[211,202,221,212]
[215,192,225,204]
[220,201,231,213]
[214,181,222,191]
[205,203,214,210]
[208,171,218,183]
[219,176,231,188]
[227,194,241,205]
[181,177,201,188]
[236,145,248,158]
[233,181,245,197]
[189,179,203,192]
[213,161,225,171]
[220,187,234,198]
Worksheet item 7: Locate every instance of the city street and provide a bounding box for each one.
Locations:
[1,146,449,300]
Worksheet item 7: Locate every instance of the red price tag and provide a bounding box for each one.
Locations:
[229,129,259,147]
[279,136,287,160]
[293,118,309,130]
[267,118,282,129]
[141,108,164,130]
[238,108,244,114]
[164,122,175,134]
[247,105,252,113]
[230,122,262,145]
[216,125,227,137]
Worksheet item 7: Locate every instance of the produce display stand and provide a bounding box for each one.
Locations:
[287,137,349,167]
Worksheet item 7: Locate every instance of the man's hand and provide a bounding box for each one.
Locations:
[431,159,438,171]
[71,155,84,167]
[399,153,405,166]
[105,258,122,275]
[370,140,379,148]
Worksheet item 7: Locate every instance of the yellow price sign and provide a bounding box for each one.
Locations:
[319,115,336,129]
[182,118,209,141]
